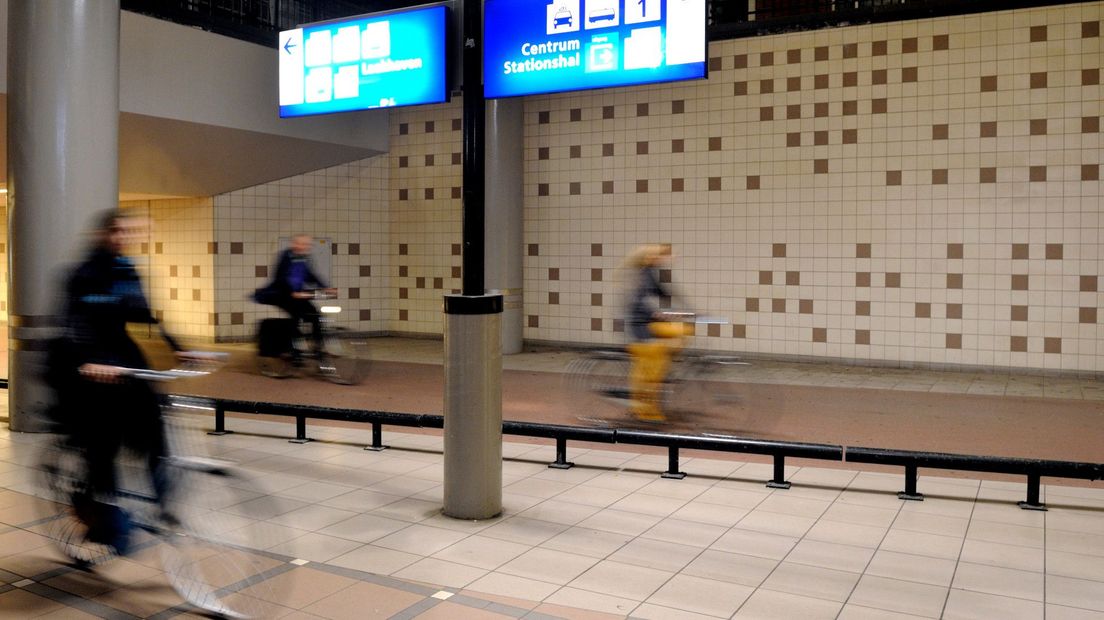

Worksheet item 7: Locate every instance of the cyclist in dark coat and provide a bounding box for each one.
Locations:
[254,234,334,356]
[52,211,190,542]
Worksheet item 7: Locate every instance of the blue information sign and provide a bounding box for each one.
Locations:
[279,5,448,117]
[484,0,706,99]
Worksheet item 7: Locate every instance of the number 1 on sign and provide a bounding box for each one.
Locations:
[625,0,660,23]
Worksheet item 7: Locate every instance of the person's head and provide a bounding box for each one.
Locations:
[627,243,673,268]
[290,234,313,256]
[93,210,146,255]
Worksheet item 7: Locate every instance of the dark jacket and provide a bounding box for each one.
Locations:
[254,249,327,306]
[626,266,672,342]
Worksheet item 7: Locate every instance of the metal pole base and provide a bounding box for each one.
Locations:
[662,471,687,480]
[549,461,574,470]
[1017,501,1047,511]
[365,445,389,452]
[289,438,312,445]
[207,430,233,436]
[766,481,792,489]
[898,492,925,501]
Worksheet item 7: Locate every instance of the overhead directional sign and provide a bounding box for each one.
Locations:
[484,0,706,98]
[279,5,448,117]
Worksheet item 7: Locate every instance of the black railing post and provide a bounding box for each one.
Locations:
[289,415,311,444]
[549,436,574,469]
[898,464,924,500]
[766,454,791,489]
[364,421,388,452]
[1018,472,1047,511]
[207,402,231,436]
[662,445,686,479]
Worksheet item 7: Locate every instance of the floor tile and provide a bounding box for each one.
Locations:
[951,561,1044,601]
[879,529,964,560]
[646,574,753,618]
[1047,549,1104,582]
[965,520,1044,549]
[518,500,601,526]
[431,534,531,570]
[847,574,949,618]
[1047,574,1104,612]
[942,588,1043,620]
[318,513,410,543]
[479,516,569,546]
[540,526,633,558]
[733,510,816,538]
[630,602,725,620]
[302,581,423,620]
[568,560,673,601]
[641,517,728,548]
[669,501,748,527]
[239,566,357,610]
[269,504,360,531]
[710,528,797,560]
[761,562,861,602]
[393,557,488,589]
[267,531,365,563]
[372,523,469,556]
[543,586,641,615]
[576,508,663,537]
[864,549,957,587]
[733,588,843,619]
[498,547,599,585]
[328,544,421,574]
[805,519,887,548]
[681,549,778,587]
[606,537,702,572]
[1044,604,1104,619]
[785,539,875,574]
[465,572,559,602]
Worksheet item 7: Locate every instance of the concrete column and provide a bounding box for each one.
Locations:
[484,99,524,354]
[7,1,121,431]
[443,295,503,519]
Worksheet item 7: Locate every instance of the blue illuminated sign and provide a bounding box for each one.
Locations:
[279,5,448,117]
[484,0,706,98]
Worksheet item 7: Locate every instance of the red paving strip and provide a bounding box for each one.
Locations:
[175,356,1104,465]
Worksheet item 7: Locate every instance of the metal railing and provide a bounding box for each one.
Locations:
[195,396,1103,510]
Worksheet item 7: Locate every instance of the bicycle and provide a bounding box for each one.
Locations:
[35,355,283,618]
[565,312,750,429]
[255,290,369,385]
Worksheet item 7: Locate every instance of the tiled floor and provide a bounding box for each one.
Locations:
[1,409,1103,619]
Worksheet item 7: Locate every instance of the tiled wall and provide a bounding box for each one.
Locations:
[390,2,1103,372]
[120,198,216,341]
[211,157,390,341]
[387,105,465,334]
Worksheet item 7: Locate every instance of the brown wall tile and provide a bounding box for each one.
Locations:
[591,318,603,331]
[856,272,871,287]
[548,292,559,305]
[707,324,721,337]
[636,179,649,193]
[946,333,962,349]
[786,104,800,119]
[1084,69,1100,86]
[232,312,244,325]
[843,100,858,115]
[708,177,722,191]
[857,243,871,258]
[709,137,723,151]
[932,124,949,139]
[591,293,602,306]
[933,34,949,50]
[947,273,963,289]
[672,178,685,192]
[569,145,581,158]
[734,53,748,68]
[602,143,615,156]
[1012,243,1029,259]
[1080,275,1097,292]
[734,81,747,96]
[1030,166,1047,182]
[528,315,538,328]
[902,68,918,83]
[814,74,829,89]
[786,271,800,285]
[843,129,858,144]
[1080,307,1098,324]
[1030,119,1047,135]
[637,141,649,155]
[672,99,685,114]
[760,51,774,66]
[1044,337,1061,354]
[815,102,829,117]
[602,105,615,119]
[980,121,997,137]
[360,309,371,321]
[1011,274,1029,290]
[871,99,887,114]
[452,266,461,278]
[856,300,871,316]
[759,270,773,285]
[1011,336,1028,352]
[814,159,829,174]
[814,131,828,146]
[980,75,998,91]
[1030,72,1047,88]
[399,265,408,277]
[591,268,603,282]
[872,69,887,85]
[548,268,559,280]
[788,76,802,91]
[902,37,918,53]
[946,304,962,319]
[569,182,581,195]
[886,170,902,186]
[915,303,931,318]
[570,108,582,122]
[733,324,747,338]
[843,42,858,58]
[1011,305,1028,321]
[399,309,408,321]
[760,106,774,121]
[527,243,538,256]
[772,243,787,258]
[746,176,760,190]
[636,103,649,117]
[1083,164,1100,181]
[812,327,827,343]
[855,330,870,345]
[1030,25,1048,42]
[1045,243,1063,259]
[760,78,775,94]
[843,71,858,87]
[872,40,887,55]
[787,48,801,63]
[885,273,901,288]
[602,181,614,194]
[799,299,813,314]
[980,167,997,183]
[746,298,759,312]
[947,243,963,259]
[815,46,829,60]
[932,169,948,184]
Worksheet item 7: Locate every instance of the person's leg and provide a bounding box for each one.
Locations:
[284,299,323,355]
[629,341,666,421]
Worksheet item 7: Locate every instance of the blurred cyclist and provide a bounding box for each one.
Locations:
[51,210,193,546]
[624,243,690,423]
[254,233,336,358]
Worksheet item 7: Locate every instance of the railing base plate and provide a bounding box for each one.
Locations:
[289,438,312,444]
[364,445,389,452]
[548,462,574,470]
[1017,501,1047,512]
[897,492,924,501]
[207,430,233,436]
[662,471,687,480]
[766,481,791,489]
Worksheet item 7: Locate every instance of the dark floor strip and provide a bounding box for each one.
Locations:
[310,562,440,597]
[21,580,140,620]
[388,596,443,620]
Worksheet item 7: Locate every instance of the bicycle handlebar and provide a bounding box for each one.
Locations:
[91,352,229,382]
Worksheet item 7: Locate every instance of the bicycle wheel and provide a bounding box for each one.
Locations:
[564,351,632,425]
[34,437,120,567]
[320,334,368,385]
[159,458,284,618]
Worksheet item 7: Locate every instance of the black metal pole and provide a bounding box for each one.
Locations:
[1018,473,1046,511]
[550,436,573,469]
[461,0,485,296]
[767,454,791,489]
[898,464,924,500]
[662,445,686,479]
